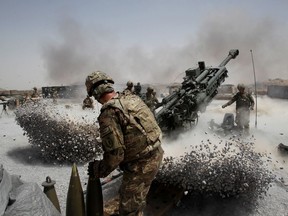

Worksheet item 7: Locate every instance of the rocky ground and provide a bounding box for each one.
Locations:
[1,96,288,215]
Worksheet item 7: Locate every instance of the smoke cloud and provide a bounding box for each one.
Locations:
[42,9,288,87]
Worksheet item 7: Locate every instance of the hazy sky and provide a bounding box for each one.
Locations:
[1,0,288,90]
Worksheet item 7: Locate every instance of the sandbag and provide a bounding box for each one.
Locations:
[0,167,12,216]
[0,165,61,216]
[4,181,61,216]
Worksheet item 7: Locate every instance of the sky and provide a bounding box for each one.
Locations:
[1,0,288,90]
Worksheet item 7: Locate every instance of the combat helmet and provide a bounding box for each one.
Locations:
[237,83,245,91]
[126,81,133,88]
[85,71,115,100]
[147,86,154,93]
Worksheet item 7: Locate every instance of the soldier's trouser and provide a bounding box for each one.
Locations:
[119,147,164,216]
[236,109,250,130]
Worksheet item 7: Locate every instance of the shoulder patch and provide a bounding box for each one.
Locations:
[100,126,112,138]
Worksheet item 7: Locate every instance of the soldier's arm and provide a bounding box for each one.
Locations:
[222,94,237,108]
[248,94,255,109]
[98,108,125,178]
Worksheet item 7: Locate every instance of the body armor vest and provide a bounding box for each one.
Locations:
[101,93,162,160]
[235,93,253,110]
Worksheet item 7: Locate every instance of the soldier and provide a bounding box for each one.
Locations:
[144,87,160,115]
[23,93,31,104]
[82,95,94,109]
[222,83,255,134]
[122,81,134,95]
[144,87,154,108]
[31,87,40,102]
[152,90,161,109]
[85,71,164,216]
[31,87,39,98]
[134,82,142,97]
[0,98,8,116]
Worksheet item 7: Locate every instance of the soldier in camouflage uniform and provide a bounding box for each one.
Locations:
[31,87,41,103]
[122,81,134,95]
[152,90,161,111]
[144,87,154,110]
[134,82,142,97]
[85,71,164,216]
[31,87,39,98]
[144,87,160,115]
[222,84,255,134]
[23,93,31,104]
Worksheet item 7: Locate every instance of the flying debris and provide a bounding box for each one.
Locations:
[156,137,275,206]
[14,100,102,163]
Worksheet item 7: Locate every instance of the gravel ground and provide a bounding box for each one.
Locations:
[1,96,288,215]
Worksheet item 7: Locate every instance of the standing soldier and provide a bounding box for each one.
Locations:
[134,82,142,97]
[144,87,154,111]
[222,83,255,134]
[31,87,39,98]
[85,71,164,216]
[31,87,40,102]
[122,81,134,95]
[144,87,161,115]
[0,98,8,116]
[23,93,31,104]
[152,90,161,109]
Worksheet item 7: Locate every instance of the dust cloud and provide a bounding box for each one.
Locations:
[161,95,288,182]
[42,9,288,87]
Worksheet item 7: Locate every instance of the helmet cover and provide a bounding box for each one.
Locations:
[85,71,114,97]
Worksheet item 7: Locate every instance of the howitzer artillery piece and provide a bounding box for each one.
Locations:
[155,49,239,133]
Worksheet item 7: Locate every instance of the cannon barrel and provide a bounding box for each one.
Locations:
[195,49,238,83]
[219,49,239,67]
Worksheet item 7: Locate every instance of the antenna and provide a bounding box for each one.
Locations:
[250,50,257,128]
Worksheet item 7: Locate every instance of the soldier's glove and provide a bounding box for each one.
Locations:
[88,160,101,178]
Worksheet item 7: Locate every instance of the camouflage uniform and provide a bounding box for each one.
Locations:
[134,82,142,97]
[23,93,31,104]
[85,71,164,215]
[122,81,134,95]
[97,92,164,216]
[222,84,254,132]
[31,87,39,98]
[144,88,160,115]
